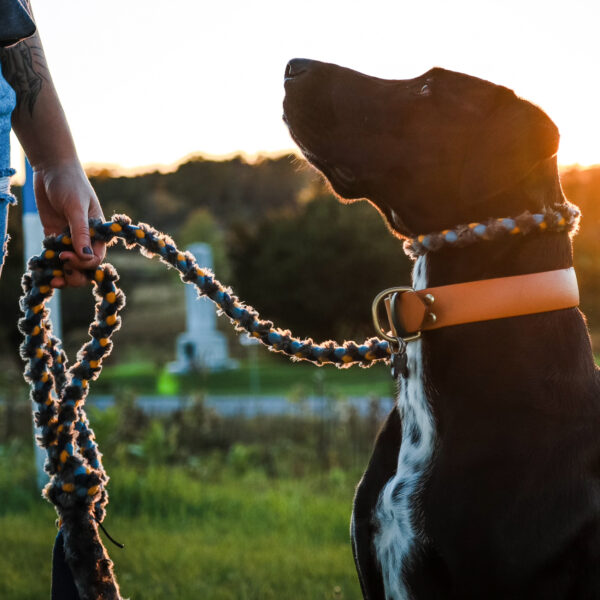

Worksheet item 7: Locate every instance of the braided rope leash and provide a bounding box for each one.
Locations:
[68,214,391,367]
[19,214,392,598]
[20,254,124,599]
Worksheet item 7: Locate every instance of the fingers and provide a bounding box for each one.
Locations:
[57,204,106,288]
[49,272,87,288]
[59,245,103,270]
[49,243,105,289]
[92,238,107,264]
[34,163,108,289]
[69,210,96,264]
[50,276,66,289]
[56,249,98,288]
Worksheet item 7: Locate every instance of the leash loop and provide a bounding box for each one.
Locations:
[20,260,124,517]
[21,256,125,598]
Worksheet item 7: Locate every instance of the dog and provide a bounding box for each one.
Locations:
[282,58,600,599]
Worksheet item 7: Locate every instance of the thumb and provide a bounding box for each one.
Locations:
[69,210,94,261]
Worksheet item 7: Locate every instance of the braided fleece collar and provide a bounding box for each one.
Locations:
[403,202,580,259]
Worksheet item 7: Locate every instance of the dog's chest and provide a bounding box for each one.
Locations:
[373,255,436,600]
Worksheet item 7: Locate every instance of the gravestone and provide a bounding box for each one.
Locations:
[168,243,234,373]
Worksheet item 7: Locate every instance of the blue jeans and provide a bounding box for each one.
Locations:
[0,63,16,277]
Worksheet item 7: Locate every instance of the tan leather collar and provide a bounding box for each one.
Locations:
[378,268,579,340]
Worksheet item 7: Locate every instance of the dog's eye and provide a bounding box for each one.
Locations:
[419,83,432,97]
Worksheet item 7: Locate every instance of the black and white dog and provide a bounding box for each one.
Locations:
[283,59,600,599]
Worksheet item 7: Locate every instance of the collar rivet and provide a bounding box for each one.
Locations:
[423,293,435,306]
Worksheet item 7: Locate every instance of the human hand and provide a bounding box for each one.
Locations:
[33,160,106,287]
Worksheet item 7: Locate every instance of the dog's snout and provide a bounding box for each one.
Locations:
[285,58,313,81]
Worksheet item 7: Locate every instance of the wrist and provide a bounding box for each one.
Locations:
[31,156,84,175]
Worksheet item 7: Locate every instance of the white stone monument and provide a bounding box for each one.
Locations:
[168,243,235,373]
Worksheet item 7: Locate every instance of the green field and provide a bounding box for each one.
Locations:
[0,442,366,599]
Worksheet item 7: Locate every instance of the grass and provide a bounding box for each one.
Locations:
[1,510,360,600]
[0,445,364,599]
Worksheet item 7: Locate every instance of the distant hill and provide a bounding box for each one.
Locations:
[88,153,318,235]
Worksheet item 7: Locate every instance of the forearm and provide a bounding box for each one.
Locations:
[0,31,80,170]
[0,19,105,287]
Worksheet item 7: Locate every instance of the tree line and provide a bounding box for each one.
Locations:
[0,155,598,372]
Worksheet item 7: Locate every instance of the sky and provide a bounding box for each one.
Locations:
[10,0,600,175]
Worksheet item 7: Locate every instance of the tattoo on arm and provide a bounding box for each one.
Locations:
[0,39,49,117]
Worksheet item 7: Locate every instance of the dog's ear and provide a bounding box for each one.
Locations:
[460,91,559,203]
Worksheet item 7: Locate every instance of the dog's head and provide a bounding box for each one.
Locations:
[283,59,559,237]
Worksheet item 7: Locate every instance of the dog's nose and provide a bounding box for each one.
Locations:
[285,58,313,80]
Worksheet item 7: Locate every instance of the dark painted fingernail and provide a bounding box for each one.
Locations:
[83,246,93,256]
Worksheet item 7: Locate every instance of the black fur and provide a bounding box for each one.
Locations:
[283,58,600,598]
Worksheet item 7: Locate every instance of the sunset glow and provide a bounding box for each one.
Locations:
[12,0,600,173]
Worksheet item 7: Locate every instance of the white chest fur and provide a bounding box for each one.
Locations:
[373,255,436,600]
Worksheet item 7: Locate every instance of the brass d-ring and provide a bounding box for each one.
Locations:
[371,286,422,343]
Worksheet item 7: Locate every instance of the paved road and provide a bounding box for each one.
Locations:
[88,394,395,417]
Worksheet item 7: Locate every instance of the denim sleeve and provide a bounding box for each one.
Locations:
[0,60,16,278]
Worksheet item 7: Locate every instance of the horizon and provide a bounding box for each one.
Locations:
[80,151,600,180]
[10,146,600,187]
